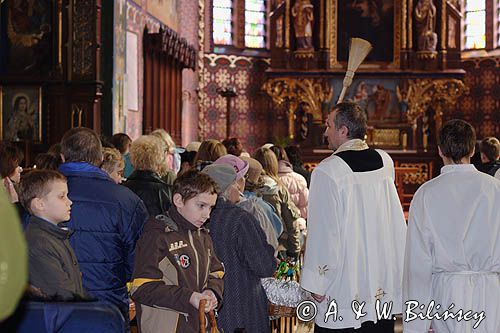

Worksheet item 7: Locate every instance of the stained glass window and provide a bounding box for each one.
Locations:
[213,0,233,45]
[464,0,486,49]
[245,0,266,48]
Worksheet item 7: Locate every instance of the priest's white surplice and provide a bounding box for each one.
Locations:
[301,149,407,330]
[403,164,500,333]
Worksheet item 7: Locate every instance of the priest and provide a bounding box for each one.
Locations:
[301,102,407,332]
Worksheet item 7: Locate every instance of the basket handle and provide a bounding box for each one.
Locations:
[199,299,206,333]
[199,299,218,333]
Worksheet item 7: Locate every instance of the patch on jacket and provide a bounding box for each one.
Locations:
[169,240,188,252]
[179,254,191,268]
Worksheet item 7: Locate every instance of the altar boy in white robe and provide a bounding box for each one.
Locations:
[301,102,407,332]
[403,119,500,333]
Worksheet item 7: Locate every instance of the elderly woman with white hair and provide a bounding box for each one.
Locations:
[123,135,173,217]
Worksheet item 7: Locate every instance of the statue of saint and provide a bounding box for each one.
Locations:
[291,0,314,50]
[414,0,438,52]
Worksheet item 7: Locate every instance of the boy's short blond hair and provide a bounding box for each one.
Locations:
[18,169,67,215]
[101,147,124,175]
[130,135,166,173]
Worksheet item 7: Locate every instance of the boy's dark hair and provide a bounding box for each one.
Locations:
[18,169,67,214]
[111,133,132,154]
[180,150,197,166]
[222,137,243,156]
[61,127,103,166]
[0,142,23,178]
[100,135,115,149]
[173,169,218,202]
[479,137,500,162]
[438,119,476,163]
[331,102,367,140]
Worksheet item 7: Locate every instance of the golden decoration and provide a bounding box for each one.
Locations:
[398,162,432,185]
[285,0,290,49]
[408,0,413,49]
[263,78,333,139]
[417,51,437,60]
[402,0,407,49]
[294,49,314,59]
[372,129,401,147]
[405,79,468,134]
[441,0,446,50]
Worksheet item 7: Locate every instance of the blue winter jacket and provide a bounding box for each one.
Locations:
[59,162,148,321]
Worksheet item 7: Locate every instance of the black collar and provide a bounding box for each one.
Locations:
[127,170,166,183]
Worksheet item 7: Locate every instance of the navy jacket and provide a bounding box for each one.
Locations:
[59,162,148,321]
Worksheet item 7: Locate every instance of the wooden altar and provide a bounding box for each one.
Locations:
[264,0,467,202]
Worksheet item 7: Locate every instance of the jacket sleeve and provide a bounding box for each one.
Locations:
[122,200,148,281]
[236,213,277,278]
[29,245,81,300]
[279,186,302,255]
[204,238,224,306]
[130,231,194,313]
[296,175,309,219]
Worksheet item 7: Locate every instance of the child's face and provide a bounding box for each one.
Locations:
[174,191,217,228]
[37,180,72,224]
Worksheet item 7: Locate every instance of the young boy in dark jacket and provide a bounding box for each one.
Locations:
[18,169,86,299]
[130,169,224,333]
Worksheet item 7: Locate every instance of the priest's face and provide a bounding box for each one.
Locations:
[325,111,344,150]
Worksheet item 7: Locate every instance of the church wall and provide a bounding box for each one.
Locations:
[198,55,276,152]
[450,57,500,139]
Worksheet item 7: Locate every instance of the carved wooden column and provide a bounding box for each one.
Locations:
[67,0,104,133]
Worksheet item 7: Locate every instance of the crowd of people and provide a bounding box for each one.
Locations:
[0,102,499,333]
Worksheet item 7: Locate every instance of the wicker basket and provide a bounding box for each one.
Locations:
[268,302,296,317]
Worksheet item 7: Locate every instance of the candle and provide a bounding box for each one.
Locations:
[402,133,408,150]
[423,134,428,150]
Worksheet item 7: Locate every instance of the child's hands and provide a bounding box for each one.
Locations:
[189,292,211,311]
[202,289,218,311]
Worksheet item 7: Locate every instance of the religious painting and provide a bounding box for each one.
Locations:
[330,78,404,124]
[2,0,53,75]
[0,86,42,142]
[338,0,394,62]
[146,0,178,30]
[330,0,400,68]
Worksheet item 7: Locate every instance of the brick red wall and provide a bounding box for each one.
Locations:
[199,55,275,152]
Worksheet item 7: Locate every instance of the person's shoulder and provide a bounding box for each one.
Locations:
[25,224,58,252]
[313,154,348,177]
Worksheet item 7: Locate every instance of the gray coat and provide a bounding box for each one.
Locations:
[207,198,277,332]
[25,216,86,299]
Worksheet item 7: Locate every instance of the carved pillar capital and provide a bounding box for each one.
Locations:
[262,78,333,139]
[405,78,467,145]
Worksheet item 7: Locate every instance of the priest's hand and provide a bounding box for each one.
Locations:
[312,293,326,303]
